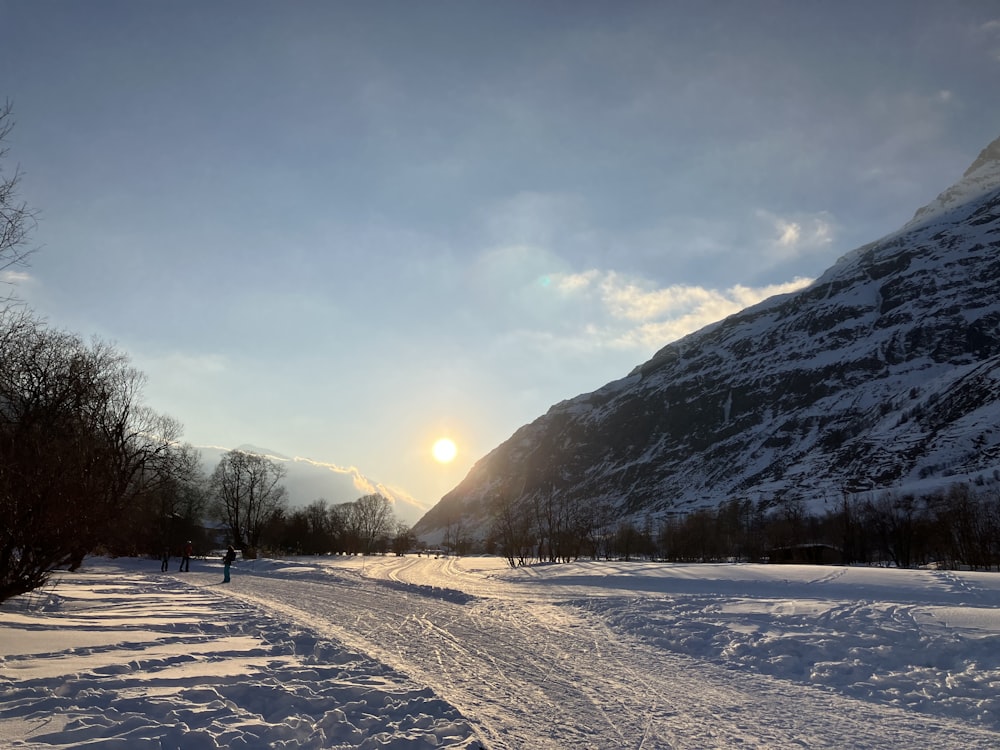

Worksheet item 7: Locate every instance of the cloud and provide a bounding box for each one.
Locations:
[755,210,835,262]
[129,350,231,428]
[978,19,1000,61]
[373,483,432,517]
[141,351,229,382]
[289,457,433,514]
[0,270,34,284]
[597,274,718,323]
[552,270,597,293]
[479,191,587,247]
[290,456,365,477]
[475,243,552,282]
[542,269,813,351]
[777,220,801,247]
[292,456,386,496]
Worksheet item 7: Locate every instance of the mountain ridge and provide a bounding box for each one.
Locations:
[414,136,1000,539]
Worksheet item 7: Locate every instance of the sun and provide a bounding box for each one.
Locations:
[432,437,457,463]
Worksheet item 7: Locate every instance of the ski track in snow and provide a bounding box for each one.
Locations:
[209,557,1000,748]
[3,555,1000,749]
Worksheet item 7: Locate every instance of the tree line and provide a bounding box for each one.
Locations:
[0,343,411,603]
[206,450,411,557]
[484,482,1000,570]
[267,494,414,557]
[0,364,410,600]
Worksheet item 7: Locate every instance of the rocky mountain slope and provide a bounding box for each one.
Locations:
[415,135,1000,538]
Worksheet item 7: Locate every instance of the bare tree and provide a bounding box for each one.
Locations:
[121,441,206,558]
[0,311,182,602]
[391,522,415,556]
[279,498,337,555]
[490,482,534,568]
[209,450,288,556]
[351,493,394,554]
[302,499,334,553]
[442,510,472,555]
[863,492,924,568]
[0,101,37,282]
[326,501,350,553]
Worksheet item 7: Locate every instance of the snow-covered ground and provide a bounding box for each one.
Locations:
[2,555,1000,749]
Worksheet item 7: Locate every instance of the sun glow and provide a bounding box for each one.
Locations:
[432,438,457,463]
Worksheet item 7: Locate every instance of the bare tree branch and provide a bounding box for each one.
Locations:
[0,100,39,285]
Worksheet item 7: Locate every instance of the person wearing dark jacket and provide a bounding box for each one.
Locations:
[223,546,237,583]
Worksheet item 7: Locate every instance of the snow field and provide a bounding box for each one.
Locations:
[497,560,1000,729]
[0,561,478,749]
[3,555,1000,748]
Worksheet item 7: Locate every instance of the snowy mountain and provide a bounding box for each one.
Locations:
[415,135,1000,537]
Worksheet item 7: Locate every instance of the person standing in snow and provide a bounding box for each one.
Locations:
[223,545,237,583]
[179,541,193,572]
[160,547,170,572]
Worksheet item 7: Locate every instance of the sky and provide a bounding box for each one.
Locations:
[1,1,999,517]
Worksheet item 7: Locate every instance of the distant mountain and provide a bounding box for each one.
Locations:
[414,135,1000,540]
[196,445,428,526]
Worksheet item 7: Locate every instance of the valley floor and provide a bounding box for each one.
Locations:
[2,555,1000,748]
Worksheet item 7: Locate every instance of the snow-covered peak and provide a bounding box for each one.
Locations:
[905,134,1000,230]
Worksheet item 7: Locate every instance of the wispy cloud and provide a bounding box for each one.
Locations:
[755,210,835,261]
[479,191,587,247]
[136,351,229,386]
[290,457,433,514]
[0,270,34,284]
[978,19,1000,62]
[544,269,813,351]
[167,352,229,375]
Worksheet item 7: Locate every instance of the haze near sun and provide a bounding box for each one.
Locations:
[432,438,457,464]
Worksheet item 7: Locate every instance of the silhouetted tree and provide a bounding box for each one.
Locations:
[0,312,182,602]
[331,502,360,554]
[864,492,924,568]
[210,450,288,556]
[391,522,415,556]
[351,493,394,554]
[108,440,206,556]
[490,482,535,567]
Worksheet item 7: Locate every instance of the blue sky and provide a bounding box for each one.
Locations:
[2,1,999,519]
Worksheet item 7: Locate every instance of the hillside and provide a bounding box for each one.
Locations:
[415,135,1000,539]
